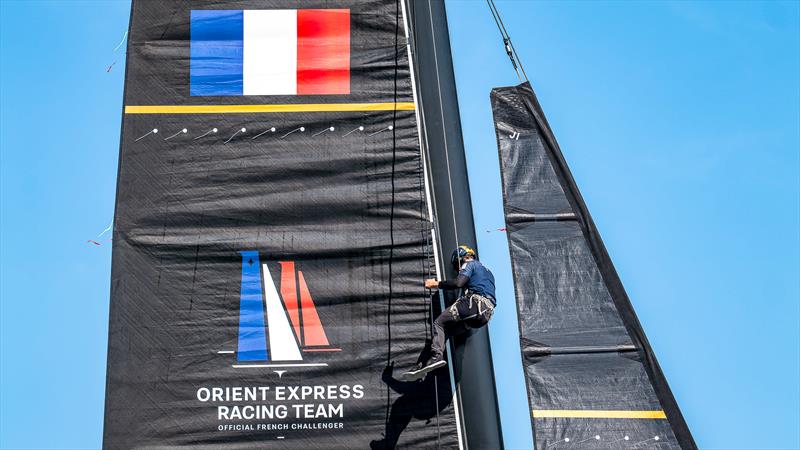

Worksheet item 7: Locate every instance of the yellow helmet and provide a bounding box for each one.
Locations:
[451,245,476,270]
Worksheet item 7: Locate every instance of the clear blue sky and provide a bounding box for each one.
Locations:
[0,1,797,449]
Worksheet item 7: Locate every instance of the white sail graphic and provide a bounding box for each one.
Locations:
[261,263,302,361]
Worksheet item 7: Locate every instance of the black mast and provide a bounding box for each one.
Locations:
[406,1,504,448]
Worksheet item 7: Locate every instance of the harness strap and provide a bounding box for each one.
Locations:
[466,292,495,315]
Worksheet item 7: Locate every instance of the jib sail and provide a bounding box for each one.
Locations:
[491,82,696,449]
[103,1,468,447]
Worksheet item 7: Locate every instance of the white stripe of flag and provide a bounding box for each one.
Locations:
[243,10,297,96]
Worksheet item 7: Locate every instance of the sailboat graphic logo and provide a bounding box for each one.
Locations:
[236,251,339,364]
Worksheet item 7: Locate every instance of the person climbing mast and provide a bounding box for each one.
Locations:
[403,245,497,381]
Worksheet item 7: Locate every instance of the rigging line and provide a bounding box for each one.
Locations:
[423,226,432,339]
[384,0,402,432]
[402,2,462,447]
[426,0,459,248]
[430,266,441,448]
[405,2,444,448]
[487,0,523,80]
[403,0,438,235]
[434,373,441,448]
[113,30,128,52]
[423,196,440,450]
[487,1,514,60]
[418,96,432,342]
[406,0,436,363]
[486,0,529,82]
[486,0,503,37]
[485,0,521,81]
[408,0,433,380]
[506,31,529,82]
[97,221,113,238]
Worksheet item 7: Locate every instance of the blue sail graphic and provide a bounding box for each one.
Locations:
[237,251,268,361]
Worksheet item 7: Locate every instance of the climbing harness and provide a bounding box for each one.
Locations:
[467,292,495,321]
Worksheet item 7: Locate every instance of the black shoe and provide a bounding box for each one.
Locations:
[401,355,446,381]
[424,353,444,367]
[369,439,388,450]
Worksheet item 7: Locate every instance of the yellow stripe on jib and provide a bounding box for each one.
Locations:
[124,103,416,114]
[532,410,667,419]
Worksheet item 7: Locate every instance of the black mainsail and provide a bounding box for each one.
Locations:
[103,0,500,447]
[491,82,696,449]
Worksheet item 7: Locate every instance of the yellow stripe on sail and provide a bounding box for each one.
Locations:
[532,410,667,419]
[124,103,416,114]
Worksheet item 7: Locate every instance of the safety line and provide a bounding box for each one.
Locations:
[124,103,416,114]
[532,410,667,419]
[402,3,442,447]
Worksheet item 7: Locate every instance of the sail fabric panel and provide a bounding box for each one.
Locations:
[510,221,630,348]
[527,353,680,449]
[526,353,670,412]
[104,1,460,448]
[492,88,571,217]
[492,82,696,449]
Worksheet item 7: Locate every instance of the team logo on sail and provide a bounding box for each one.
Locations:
[190,9,350,96]
[237,251,339,363]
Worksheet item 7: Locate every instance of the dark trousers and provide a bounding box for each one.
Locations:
[431,293,494,358]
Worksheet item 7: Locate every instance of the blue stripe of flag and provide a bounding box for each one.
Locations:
[190,10,243,96]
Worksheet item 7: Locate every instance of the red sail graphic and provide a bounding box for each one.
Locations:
[279,261,302,344]
[297,270,330,346]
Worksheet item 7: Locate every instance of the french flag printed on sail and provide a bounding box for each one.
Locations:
[190,9,350,96]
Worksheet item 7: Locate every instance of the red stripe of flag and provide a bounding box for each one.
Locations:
[297,9,350,95]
